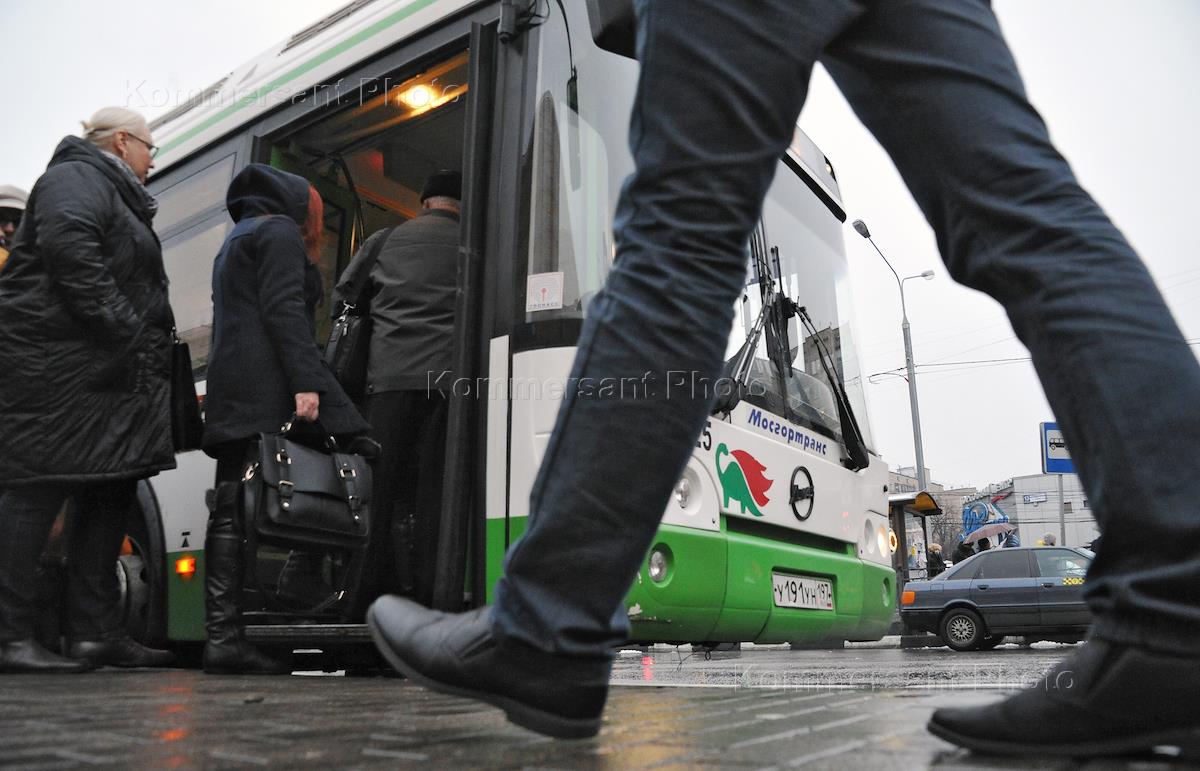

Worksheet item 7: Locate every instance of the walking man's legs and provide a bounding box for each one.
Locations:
[367,0,857,737]
[371,0,1199,753]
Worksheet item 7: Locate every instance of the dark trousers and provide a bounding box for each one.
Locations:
[356,390,448,611]
[0,480,137,642]
[492,0,1200,658]
[213,440,255,487]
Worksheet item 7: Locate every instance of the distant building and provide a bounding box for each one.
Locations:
[889,466,932,495]
[971,474,1098,548]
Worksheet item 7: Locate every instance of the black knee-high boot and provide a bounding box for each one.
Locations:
[202,483,290,675]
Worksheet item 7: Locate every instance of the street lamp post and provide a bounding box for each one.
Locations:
[852,219,934,491]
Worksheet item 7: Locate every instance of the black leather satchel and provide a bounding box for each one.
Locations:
[170,332,204,452]
[324,227,394,397]
[243,417,372,550]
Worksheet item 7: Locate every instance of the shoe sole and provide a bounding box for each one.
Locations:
[928,718,1200,759]
[366,606,600,740]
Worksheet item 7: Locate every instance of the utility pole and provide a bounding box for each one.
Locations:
[853,220,934,490]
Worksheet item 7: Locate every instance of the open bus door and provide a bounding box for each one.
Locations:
[227,23,504,658]
[433,21,499,612]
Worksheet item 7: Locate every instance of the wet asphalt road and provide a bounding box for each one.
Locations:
[0,641,1193,770]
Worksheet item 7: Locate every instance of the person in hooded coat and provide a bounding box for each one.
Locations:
[201,163,368,674]
[0,107,176,673]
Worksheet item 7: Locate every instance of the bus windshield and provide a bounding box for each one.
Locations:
[724,163,875,450]
[521,2,873,452]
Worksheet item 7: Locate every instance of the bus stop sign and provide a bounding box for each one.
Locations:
[1040,421,1075,474]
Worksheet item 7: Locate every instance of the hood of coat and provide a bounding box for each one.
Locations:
[226,163,311,226]
[47,136,156,225]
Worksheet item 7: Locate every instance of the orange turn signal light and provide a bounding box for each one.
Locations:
[175,555,197,580]
[900,590,916,606]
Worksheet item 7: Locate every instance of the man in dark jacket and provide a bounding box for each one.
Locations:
[334,170,460,612]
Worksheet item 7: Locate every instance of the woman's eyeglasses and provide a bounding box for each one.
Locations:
[123,132,160,159]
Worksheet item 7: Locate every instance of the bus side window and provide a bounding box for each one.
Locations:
[163,217,231,380]
[153,154,237,380]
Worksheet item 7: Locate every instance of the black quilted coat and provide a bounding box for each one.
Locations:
[0,137,175,485]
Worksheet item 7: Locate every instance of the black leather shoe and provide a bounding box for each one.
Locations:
[0,638,94,673]
[928,637,1200,759]
[367,596,611,739]
[68,635,174,668]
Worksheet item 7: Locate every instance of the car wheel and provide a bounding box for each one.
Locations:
[939,608,985,651]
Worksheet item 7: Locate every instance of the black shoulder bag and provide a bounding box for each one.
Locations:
[239,416,373,614]
[242,416,373,550]
[324,228,394,398]
[170,322,204,452]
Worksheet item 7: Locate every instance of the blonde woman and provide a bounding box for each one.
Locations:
[0,107,175,672]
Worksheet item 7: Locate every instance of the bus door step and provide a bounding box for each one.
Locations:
[244,623,371,644]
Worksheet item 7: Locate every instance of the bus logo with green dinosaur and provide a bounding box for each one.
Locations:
[716,443,774,517]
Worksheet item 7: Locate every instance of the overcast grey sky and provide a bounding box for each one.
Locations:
[2,1,1197,490]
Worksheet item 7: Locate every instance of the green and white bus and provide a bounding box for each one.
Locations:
[106,0,896,663]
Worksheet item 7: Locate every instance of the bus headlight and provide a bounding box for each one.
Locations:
[648,547,670,583]
[674,477,691,507]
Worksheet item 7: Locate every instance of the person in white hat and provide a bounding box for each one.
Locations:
[0,184,27,271]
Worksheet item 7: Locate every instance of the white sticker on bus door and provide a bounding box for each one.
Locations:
[526,272,565,312]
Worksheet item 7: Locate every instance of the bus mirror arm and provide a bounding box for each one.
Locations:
[499,0,517,43]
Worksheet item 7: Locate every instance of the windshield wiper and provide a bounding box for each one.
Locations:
[794,304,870,471]
[713,222,777,415]
[712,217,870,471]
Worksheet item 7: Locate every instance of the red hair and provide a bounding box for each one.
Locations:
[302,185,324,263]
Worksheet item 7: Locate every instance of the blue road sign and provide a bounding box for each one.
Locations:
[1041,421,1075,474]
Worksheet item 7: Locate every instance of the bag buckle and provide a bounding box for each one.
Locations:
[278,479,294,496]
[242,462,259,482]
[276,450,291,465]
[339,467,356,479]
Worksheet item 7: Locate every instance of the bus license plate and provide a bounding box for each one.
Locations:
[772,573,834,611]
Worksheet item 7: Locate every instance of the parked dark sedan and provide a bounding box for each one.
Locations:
[900,546,1093,651]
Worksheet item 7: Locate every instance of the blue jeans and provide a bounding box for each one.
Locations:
[493,0,1200,658]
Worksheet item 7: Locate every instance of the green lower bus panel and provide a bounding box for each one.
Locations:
[166,550,207,642]
[485,517,529,604]
[626,520,895,645]
[729,527,892,644]
[844,562,894,643]
[625,525,728,643]
[485,517,895,645]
